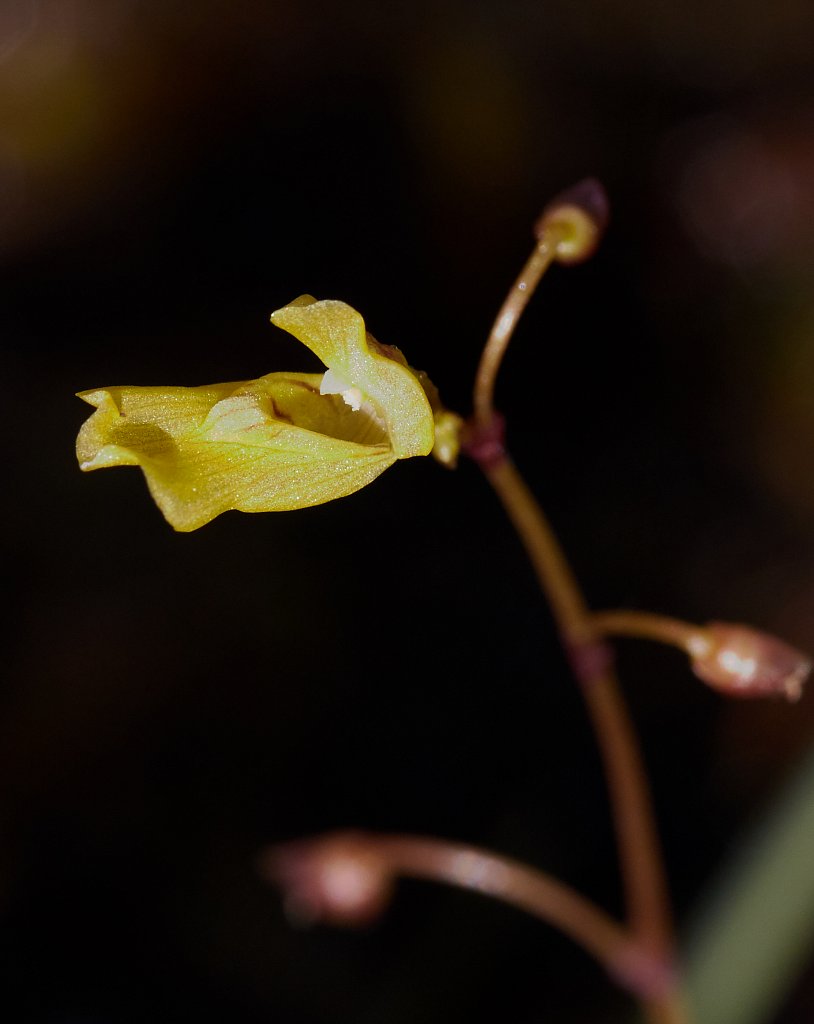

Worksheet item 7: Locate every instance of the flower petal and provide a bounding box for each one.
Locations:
[270,297,434,459]
[77,374,395,531]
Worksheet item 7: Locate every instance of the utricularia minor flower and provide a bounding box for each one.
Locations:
[76,297,459,531]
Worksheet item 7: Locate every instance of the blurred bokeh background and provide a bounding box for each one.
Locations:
[3,1,814,1021]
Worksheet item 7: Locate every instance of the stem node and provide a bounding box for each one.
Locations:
[566,638,616,687]
[461,411,507,471]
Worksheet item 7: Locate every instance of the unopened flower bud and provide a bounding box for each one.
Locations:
[689,622,810,702]
[535,178,610,264]
[261,831,394,928]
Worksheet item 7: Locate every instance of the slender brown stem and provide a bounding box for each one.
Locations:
[592,610,709,656]
[484,458,674,956]
[472,231,561,426]
[464,194,690,1018]
[466,191,681,991]
[483,457,689,1023]
[371,834,643,979]
[481,454,588,634]
[266,829,678,1001]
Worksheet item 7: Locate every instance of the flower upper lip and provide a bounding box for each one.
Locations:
[270,296,434,460]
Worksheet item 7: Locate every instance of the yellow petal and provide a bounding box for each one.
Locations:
[270,297,434,459]
[77,374,395,531]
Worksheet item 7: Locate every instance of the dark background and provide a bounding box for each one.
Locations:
[3,1,814,1021]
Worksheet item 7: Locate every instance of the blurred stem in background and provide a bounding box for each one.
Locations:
[684,740,814,1024]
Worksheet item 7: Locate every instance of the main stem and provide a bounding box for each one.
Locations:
[483,456,689,1024]
[483,458,673,956]
[469,221,690,1023]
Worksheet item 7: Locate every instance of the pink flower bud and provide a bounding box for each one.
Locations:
[689,622,810,701]
[261,831,393,928]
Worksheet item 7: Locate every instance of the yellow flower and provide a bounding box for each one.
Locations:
[76,296,438,532]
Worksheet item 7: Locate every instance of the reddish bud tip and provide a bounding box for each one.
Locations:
[260,831,394,928]
[690,622,811,701]
[535,178,610,264]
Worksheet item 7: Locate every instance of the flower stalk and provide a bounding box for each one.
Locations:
[472,177,609,427]
[592,611,810,702]
[477,456,681,1012]
[464,181,689,1024]
[264,830,676,1001]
